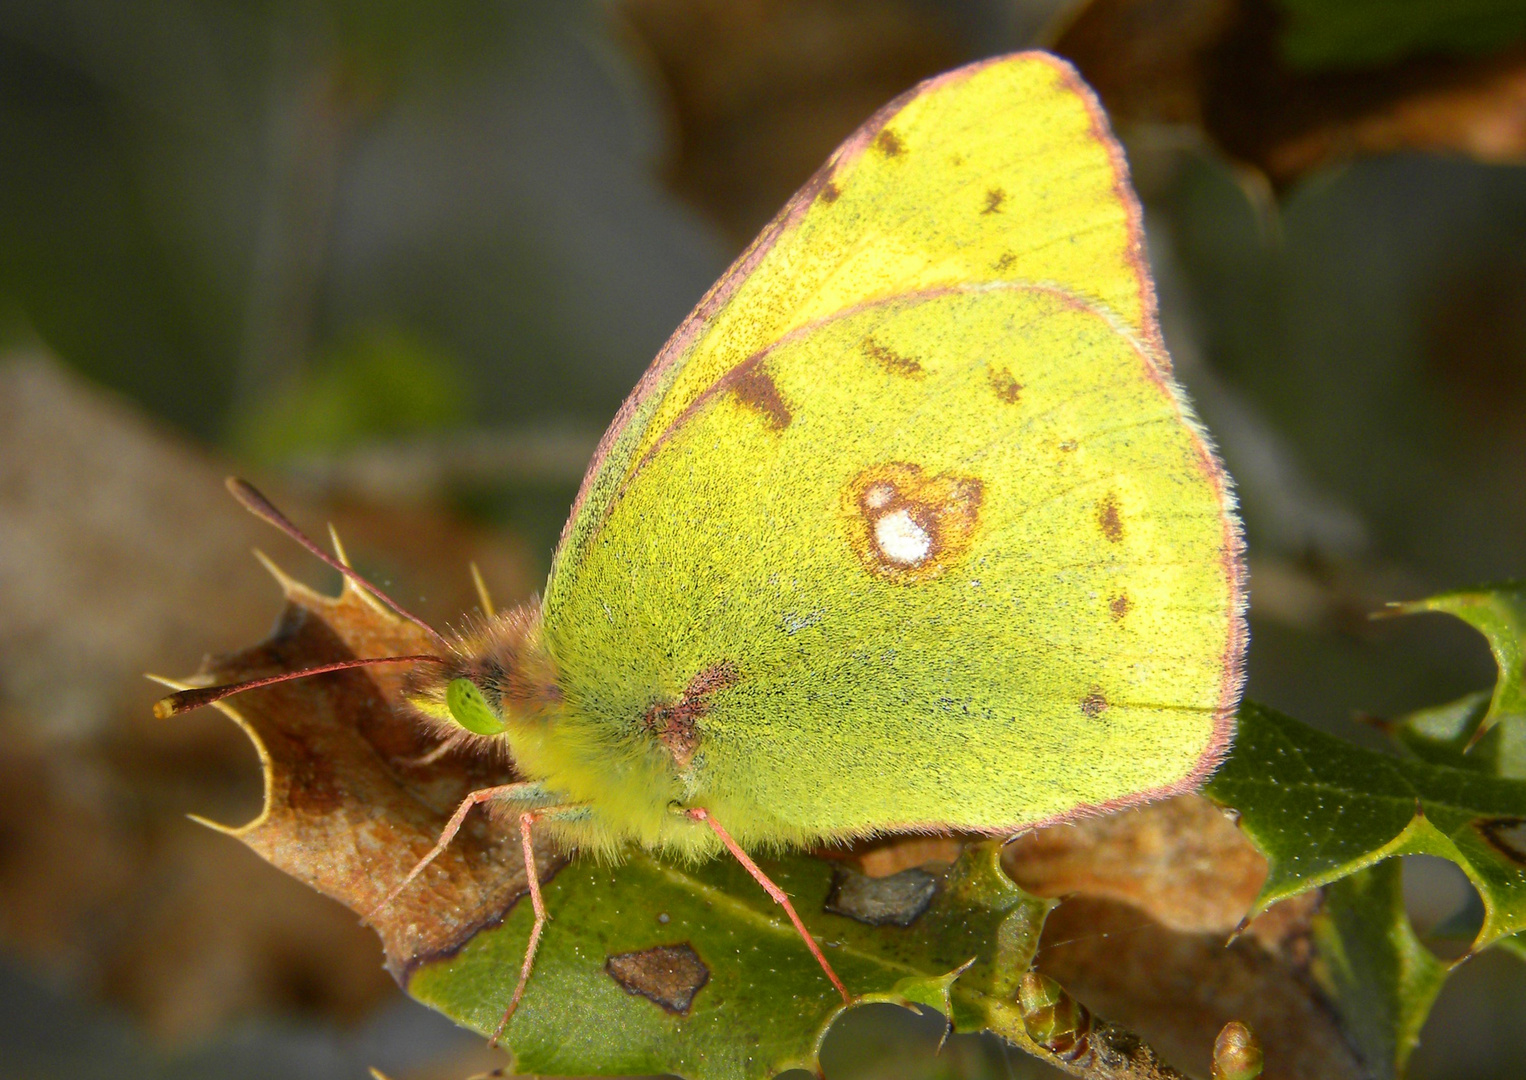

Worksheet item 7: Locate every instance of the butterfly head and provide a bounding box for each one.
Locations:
[403,601,562,741]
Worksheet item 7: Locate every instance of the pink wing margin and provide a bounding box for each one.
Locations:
[548,51,1246,786]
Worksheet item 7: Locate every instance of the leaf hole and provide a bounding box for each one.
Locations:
[806,1002,1037,1080]
[1402,854,1482,959]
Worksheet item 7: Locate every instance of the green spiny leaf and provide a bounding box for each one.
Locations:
[1392,584,1526,732]
[1387,585,1526,778]
[1205,701,1526,950]
[1500,932,1526,962]
[1311,861,1450,1080]
[406,842,1055,1080]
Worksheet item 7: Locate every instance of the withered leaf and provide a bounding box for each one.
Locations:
[1054,0,1526,187]
[167,572,562,980]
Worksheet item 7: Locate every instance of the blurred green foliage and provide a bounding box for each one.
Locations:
[230,325,469,463]
[1278,0,1526,69]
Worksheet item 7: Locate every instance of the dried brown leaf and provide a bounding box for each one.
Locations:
[617,0,960,243]
[177,573,567,979]
[1004,795,1266,936]
[1037,896,1355,1080]
[1004,797,1358,1078]
[1054,0,1526,187]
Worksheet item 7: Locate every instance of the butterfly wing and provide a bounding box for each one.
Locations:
[548,52,1165,594]
[541,53,1245,846]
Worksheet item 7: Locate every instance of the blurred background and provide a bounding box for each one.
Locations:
[2,0,1525,1077]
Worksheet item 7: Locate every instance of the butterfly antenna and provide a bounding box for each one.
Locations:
[152,654,448,718]
[226,477,451,650]
[469,561,495,615]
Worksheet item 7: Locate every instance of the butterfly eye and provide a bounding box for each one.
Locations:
[445,677,507,735]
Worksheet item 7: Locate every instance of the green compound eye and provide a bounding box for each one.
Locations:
[445,677,507,735]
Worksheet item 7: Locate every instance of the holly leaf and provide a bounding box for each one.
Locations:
[1501,933,1526,961]
[1310,861,1449,1080]
[1385,584,1526,778]
[409,841,1063,1079]
[1205,701,1526,952]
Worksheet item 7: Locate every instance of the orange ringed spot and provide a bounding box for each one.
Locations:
[842,463,982,584]
[875,509,931,564]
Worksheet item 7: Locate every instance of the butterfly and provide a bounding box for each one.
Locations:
[157,50,1246,1043]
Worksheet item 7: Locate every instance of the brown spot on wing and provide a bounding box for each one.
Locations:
[821,181,840,203]
[994,252,1016,271]
[989,367,1022,404]
[687,661,740,698]
[625,353,793,490]
[863,337,923,378]
[721,355,793,430]
[1097,493,1123,542]
[605,943,709,1014]
[875,128,905,157]
[841,463,983,585]
[1080,688,1109,718]
[1109,593,1131,621]
[642,662,740,770]
[1478,817,1526,865]
[982,188,1006,214]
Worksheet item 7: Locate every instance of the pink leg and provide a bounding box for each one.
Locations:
[396,731,467,768]
[687,807,852,1005]
[365,782,536,923]
[490,808,552,1046]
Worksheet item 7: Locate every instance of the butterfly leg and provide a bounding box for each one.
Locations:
[490,806,557,1046]
[395,731,468,768]
[365,780,553,922]
[686,807,852,1005]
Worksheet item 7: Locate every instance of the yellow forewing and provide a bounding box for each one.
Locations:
[549,52,1161,589]
[544,285,1241,848]
[537,52,1245,853]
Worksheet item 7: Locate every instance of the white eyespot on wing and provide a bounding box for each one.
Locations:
[874,509,932,566]
[864,482,896,510]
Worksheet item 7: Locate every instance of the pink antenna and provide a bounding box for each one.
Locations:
[226,477,451,650]
[153,654,448,718]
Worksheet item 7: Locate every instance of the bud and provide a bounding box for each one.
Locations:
[1212,1020,1263,1080]
[1018,971,1092,1062]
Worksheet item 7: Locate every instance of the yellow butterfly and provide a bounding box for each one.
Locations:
[159,51,1246,1041]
